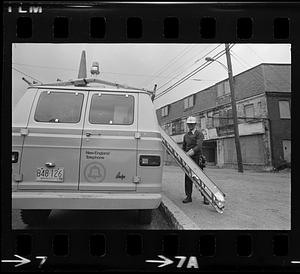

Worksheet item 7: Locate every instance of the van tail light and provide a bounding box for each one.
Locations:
[12,152,19,163]
[139,155,161,166]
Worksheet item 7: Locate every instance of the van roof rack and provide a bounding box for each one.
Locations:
[32,77,154,96]
[28,50,157,100]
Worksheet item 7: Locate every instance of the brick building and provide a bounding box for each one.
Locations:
[156,63,291,170]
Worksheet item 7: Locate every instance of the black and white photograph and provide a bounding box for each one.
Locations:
[12,43,291,230]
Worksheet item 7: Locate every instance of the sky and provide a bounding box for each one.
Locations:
[12,43,291,109]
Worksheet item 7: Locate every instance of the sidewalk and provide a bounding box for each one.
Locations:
[162,164,291,230]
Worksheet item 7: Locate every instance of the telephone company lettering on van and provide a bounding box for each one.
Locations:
[85,150,111,160]
[12,85,164,225]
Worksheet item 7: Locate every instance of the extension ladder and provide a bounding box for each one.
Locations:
[159,127,226,213]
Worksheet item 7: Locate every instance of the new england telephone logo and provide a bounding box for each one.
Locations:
[84,162,106,182]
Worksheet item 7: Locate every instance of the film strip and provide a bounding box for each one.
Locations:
[2,1,299,272]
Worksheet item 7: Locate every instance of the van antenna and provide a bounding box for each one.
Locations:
[22,77,33,86]
[151,84,157,101]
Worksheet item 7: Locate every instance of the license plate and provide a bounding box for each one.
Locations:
[36,167,64,182]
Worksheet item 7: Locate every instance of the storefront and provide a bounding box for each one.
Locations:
[202,140,217,165]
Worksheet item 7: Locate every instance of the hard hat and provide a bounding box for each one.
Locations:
[186,116,197,124]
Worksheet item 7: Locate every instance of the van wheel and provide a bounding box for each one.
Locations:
[138,209,152,225]
[20,210,51,226]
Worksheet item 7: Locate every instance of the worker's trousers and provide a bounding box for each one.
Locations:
[184,165,203,198]
[184,165,208,203]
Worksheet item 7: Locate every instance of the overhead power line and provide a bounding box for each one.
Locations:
[155,44,222,92]
[230,51,248,69]
[245,45,291,87]
[13,62,202,80]
[141,45,196,86]
[153,44,220,90]
[154,44,234,101]
[12,62,77,72]
[230,49,288,92]
[152,45,212,85]
[12,67,43,84]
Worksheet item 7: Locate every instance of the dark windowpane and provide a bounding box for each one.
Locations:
[34,91,84,123]
[279,101,290,119]
[89,94,134,125]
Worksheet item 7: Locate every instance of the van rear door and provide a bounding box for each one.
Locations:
[19,89,86,190]
[79,91,138,191]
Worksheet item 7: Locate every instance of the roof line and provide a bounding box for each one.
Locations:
[159,63,291,109]
[158,93,266,122]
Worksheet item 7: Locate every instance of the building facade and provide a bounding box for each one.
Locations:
[157,63,291,170]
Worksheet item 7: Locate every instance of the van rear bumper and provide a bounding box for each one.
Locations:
[12,192,162,210]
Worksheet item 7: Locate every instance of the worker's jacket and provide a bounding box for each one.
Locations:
[182,129,204,162]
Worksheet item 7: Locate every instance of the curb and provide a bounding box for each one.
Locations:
[159,195,199,230]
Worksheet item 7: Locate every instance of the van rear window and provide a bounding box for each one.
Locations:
[89,94,134,125]
[34,91,84,123]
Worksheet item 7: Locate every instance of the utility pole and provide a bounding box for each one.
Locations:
[225,43,244,172]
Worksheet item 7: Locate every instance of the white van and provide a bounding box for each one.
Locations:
[12,85,164,225]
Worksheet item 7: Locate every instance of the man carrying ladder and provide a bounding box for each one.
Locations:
[182,116,209,205]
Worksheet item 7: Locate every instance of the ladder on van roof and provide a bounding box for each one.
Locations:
[159,127,226,213]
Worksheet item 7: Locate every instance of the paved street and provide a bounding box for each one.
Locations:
[12,208,172,230]
[162,165,291,230]
[12,166,291,230]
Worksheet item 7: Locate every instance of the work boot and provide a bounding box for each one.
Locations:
[182,196,192,203]
[203,197,209,205]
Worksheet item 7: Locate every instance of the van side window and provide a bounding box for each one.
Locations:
[34,91,84,123]
[89,94,134,125]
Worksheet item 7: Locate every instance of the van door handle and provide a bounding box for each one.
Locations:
[85,132,101,137]
[45,162,56,168]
